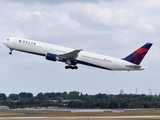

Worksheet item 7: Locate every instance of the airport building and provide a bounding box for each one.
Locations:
[0,106,9,110]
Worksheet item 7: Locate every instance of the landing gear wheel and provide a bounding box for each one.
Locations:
[65,66,78,70]
[71,67,74,70]
[74,66,78,69]
[9,49,13,55]
[65,66,69,69]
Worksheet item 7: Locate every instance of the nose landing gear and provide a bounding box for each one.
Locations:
[9,49,13,55]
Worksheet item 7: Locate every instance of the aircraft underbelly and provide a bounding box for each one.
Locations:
[77,56,114,70]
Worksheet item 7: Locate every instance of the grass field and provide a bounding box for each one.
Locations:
[0,109,160,120]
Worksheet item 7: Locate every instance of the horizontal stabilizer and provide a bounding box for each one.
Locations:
[125,65,141,68]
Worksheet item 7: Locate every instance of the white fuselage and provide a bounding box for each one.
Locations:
[3,37,144,71]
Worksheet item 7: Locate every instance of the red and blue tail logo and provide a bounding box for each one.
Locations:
[123,43,153,65]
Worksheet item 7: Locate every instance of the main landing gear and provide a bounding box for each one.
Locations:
[65,66,78,70]
[65,59,78,70]
[9,49,13,55]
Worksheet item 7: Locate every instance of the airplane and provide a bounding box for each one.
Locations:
[3,37,152,71]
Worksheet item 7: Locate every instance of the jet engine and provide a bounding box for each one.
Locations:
[46,53,59,61]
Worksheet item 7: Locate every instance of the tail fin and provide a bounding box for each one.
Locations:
[123,43,153,65]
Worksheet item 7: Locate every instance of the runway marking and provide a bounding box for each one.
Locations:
[0,116,160,119]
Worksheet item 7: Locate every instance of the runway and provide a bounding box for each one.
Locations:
[0,116,160,120]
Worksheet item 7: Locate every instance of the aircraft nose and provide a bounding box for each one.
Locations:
[3,40,7,45]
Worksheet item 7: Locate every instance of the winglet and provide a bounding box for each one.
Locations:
[123,43,153,65]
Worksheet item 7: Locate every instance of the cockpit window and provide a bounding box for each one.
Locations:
[6,39,9,41]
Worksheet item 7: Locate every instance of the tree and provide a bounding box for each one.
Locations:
[9,94,19,100]
[120,101,128,108]
[36,92,44,101]
[66,91,80,100]
[0,93,7,100]
[109,100,119,108]
[19,92,27,99]
[44,93,52,100]
[26,93,33,99]
[18,92,33,100]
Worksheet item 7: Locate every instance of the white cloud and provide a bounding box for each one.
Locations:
[144,24,154,32]
[138,18,154,32]
[0,0,160,95]
[11,29,25,37]
[148,0,160,7]
[84,4,113,25]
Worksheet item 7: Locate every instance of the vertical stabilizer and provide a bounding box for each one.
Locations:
[123,43,153,65]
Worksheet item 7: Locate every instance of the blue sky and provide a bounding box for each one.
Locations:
[1,0,160,96]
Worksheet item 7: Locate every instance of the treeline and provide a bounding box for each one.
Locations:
[0,91,160,109]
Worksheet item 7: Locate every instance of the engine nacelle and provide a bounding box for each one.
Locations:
[46,53,59,61]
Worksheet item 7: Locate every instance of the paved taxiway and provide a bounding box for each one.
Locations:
[0,116,160,120]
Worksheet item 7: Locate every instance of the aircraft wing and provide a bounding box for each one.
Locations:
[58,49,82,60]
